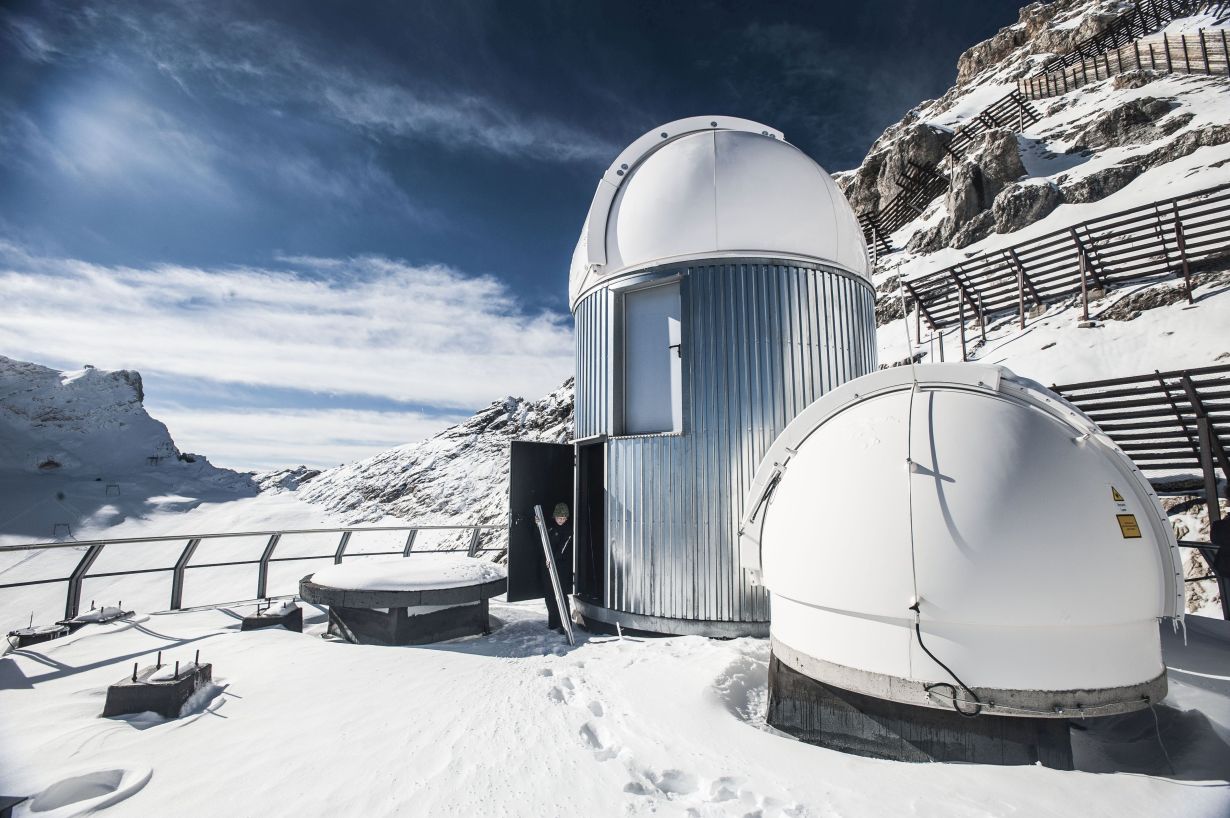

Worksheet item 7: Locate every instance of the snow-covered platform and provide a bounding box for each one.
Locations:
[0,604,1226,816]
[300,555,507,645]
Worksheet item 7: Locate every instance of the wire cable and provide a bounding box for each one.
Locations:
[896,278,983,717]
[1148,699,1175,776]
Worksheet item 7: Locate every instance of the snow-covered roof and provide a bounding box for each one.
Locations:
[569,116,869,310]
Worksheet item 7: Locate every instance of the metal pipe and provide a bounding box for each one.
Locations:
[333,531,352,564]
[170,538,202,611]
[64,544,104,621]
[256,534,281,600]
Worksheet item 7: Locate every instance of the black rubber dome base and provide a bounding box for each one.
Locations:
[767,653,1074,769]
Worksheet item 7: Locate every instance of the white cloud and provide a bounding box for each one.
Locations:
[0,245,574,411]
[148,405,467,472]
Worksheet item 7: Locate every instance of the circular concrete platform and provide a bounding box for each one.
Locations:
[300,555,507,646]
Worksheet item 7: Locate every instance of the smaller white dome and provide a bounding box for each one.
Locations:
[569,116,868,310]
[740,363,1181,713]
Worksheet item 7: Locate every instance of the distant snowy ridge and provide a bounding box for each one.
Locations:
[282,380,574,550]
[0,355,254,541]
[1,355,185,473]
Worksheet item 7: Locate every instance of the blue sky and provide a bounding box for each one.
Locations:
[0,0,1025,470]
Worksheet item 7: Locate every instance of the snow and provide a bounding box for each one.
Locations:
[1,4,1229,812]
[0,604,1227,817]
[307,554,506,591]
[69,605,126,623]
[147,660,201,682]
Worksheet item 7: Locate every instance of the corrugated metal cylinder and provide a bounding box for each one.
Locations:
[573,259,877,634]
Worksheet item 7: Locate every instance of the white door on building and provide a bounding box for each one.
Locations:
[622,281,682,434]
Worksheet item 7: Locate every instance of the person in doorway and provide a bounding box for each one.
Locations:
[541,501,573,632]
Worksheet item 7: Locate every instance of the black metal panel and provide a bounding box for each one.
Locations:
[507,440,574,603]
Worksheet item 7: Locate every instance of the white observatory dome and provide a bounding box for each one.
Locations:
[569,116,868,309]
[740,363,1183,716]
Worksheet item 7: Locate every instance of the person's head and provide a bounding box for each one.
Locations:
[553,502,570,527]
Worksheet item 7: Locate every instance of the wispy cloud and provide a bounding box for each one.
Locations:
[5,1,617,164]
[0,244,574,411]
[148,405,468,471]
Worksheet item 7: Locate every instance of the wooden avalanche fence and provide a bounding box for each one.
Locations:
[946,92,1041,158]
[1053,364,1230,479]
[1052,363,1230,617]
[902,182,1230,332]
[1033,0,1210,77]
[859,161,948,258]
[1019,27,1230,99]
[858,92,1041,259]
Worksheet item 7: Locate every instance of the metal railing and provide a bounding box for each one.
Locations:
[1019,27,1230,99]
[0,524,506,623]
[1053,364,1230,617]
[902,182,1230,333]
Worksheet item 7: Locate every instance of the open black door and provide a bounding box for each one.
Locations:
[507,440,574,603]
[575,442,605,604]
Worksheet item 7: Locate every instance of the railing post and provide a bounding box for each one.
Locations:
[1196,417,1230,619]
[466,528,482,557]
[170,538,202,611]
[256,533,281,599]
[958,298,968,362]
[402,529,418,556]
[334,531,352,564]
[1198,29,1210,74]
[1017,262,1026,329]
[1174,203,1194,304]
[1222,30,1229,76]
[1078,245,1091,322]
[977,294,987,343]
[1164,32,1172,72]
[65,543,105,621]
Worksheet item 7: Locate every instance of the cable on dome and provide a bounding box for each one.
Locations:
[896,277,982,718]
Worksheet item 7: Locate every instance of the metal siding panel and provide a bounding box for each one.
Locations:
[589,261,873,626]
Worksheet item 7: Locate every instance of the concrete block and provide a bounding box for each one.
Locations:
[59,607,132,634]
[6,624,69,648]
[102,663,213,719]
[241,604,303,633]
[767,653,1073,769]
[0,795,28,818]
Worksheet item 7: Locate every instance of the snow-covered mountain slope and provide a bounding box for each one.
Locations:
[287,380,574,550]
[0,356,259,543]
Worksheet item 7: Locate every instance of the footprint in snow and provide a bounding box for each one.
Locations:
[579,721,618,761]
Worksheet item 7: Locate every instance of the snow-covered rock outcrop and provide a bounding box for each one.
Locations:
[0,355,254,541]
[839,0,1230,275]
[286,380,574,548]
[1,355,192,473]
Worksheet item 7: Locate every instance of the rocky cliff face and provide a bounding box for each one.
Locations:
[0,355,196,474]
[838,0,1230,270]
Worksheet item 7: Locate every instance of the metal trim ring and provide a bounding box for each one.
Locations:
[574,597,769,638]
[299,575,507,609]
[771,636,1166,718]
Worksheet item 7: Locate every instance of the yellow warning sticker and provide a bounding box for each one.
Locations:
[1116,514,1142,539]
[1111,486,1124,502]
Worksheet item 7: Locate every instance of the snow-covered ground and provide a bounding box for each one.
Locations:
[1,602,1227,817]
